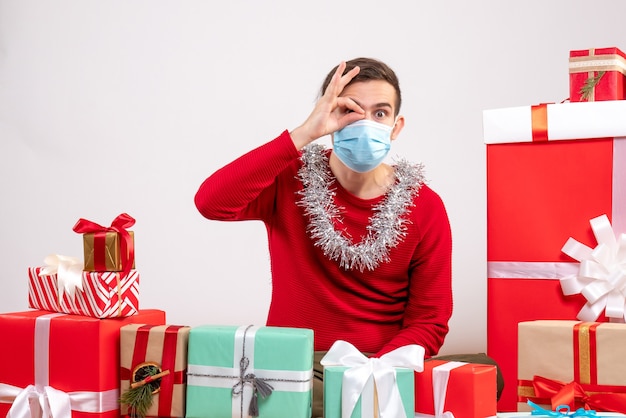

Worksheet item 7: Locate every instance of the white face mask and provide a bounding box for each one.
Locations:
[333,119,393,172]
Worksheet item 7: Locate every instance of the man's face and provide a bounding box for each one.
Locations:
[339,80,404,140]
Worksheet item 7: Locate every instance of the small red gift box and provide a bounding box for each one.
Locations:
[120,324,191,418]
[569,47,626,102]
[483,101,626,411]
[0,309,166,418]
[28,266,140,318]
[414,360,497,418]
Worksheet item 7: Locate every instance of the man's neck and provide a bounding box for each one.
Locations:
[328,152,394,200]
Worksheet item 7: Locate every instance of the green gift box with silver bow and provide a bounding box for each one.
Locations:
[186,325,314,418]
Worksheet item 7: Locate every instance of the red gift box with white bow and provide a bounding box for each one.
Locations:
[483,100,626,411]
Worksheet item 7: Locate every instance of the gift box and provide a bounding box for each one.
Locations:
[120,324,191,418]
[28,266,140,318]
[0,309,166,418]
[323,366,413,418]
[483,101,626,411]
[321,341,422,418]
[569,47,626,102]
[186,325,313,418]
[414,360,498,418]
[517,320,626,413]
[73,213,136,273]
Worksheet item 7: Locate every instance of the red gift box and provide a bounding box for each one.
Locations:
[0,309,166,418]
[28,266,140,318]
[120,324,191,418]
[414,360,497,418]
[569,47,626,102]
[484,102,626,411]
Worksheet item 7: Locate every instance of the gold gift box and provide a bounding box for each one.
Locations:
[83,230,135,272]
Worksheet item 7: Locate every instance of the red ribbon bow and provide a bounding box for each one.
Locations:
[72,213,135,280]
[532,375,626,413]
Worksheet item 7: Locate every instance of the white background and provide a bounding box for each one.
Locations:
[1,0,625,355]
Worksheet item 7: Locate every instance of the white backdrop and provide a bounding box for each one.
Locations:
[1,0,625,355]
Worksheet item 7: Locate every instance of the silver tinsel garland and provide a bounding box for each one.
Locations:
[297,144,425,272]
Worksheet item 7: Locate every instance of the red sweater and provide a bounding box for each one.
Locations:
[194,130,452,357]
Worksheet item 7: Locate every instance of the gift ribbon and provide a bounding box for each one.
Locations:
[527,400,598,417]
[529,376,626,414]
[38,254,84,300]
[72,213,135,281]
[320,340,425,418]
[569,52,626,75]
[531,104,549,142]
[0,313,119,418]
[414,361,467,418]
[187,325,313,418]
[560,214,626,322]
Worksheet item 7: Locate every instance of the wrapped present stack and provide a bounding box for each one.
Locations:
[0,213,171,418]
[483,46,626,412]
[28,213,139,318]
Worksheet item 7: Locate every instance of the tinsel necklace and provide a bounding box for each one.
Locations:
[297,144,425,272]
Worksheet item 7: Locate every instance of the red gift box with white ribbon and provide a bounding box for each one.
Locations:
[483,100,626,411]
[0,309,166,418]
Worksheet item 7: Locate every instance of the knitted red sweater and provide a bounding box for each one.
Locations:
[194,130,452,357]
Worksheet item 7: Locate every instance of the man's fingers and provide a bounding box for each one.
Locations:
[325,61,360,98]
[336,96,364,115]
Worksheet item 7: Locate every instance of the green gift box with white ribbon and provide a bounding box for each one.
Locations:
[323,366,414,418]
[321,340,423,418]
[186,325,314,418]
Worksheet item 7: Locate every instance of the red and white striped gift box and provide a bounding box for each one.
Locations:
[28,266,139,318]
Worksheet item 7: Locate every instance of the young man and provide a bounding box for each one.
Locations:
[195,58,500,416]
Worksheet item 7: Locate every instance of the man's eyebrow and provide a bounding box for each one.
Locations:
[350,98,393,110]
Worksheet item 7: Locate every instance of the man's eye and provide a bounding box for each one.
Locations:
[375,110,387,118]
[345,109,354,114]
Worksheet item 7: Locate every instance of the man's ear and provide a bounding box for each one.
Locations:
[391,115,405,140]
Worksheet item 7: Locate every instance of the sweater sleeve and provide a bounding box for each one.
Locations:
[194,130,301,222]
[374,186,453,358]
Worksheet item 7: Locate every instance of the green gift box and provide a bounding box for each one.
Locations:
[186,325,314,418]
[323,366,414,418]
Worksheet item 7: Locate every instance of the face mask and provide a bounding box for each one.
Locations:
[333,119,393,173]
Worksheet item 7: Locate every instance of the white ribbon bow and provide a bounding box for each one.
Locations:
[38,254,84,300]
[560,214,626,322]
[320,340,425,418]
[2,384,71,418]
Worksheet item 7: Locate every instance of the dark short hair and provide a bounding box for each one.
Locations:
[320,57,402,115]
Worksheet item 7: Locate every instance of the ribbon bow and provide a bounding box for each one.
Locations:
[532,375,626,414]
[560,214,626,322]
[3,384,72,418]
[72,213,135,280]
[232,356,274,417]
[38,254,84,300]
[321,340,425,418]
[528,400,597,417]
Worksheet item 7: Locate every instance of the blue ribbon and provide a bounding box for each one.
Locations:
[529,400,598,417]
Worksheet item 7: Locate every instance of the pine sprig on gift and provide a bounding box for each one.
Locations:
[119,364,169,418]
[120,382,155,418]
[579,71,605,101]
